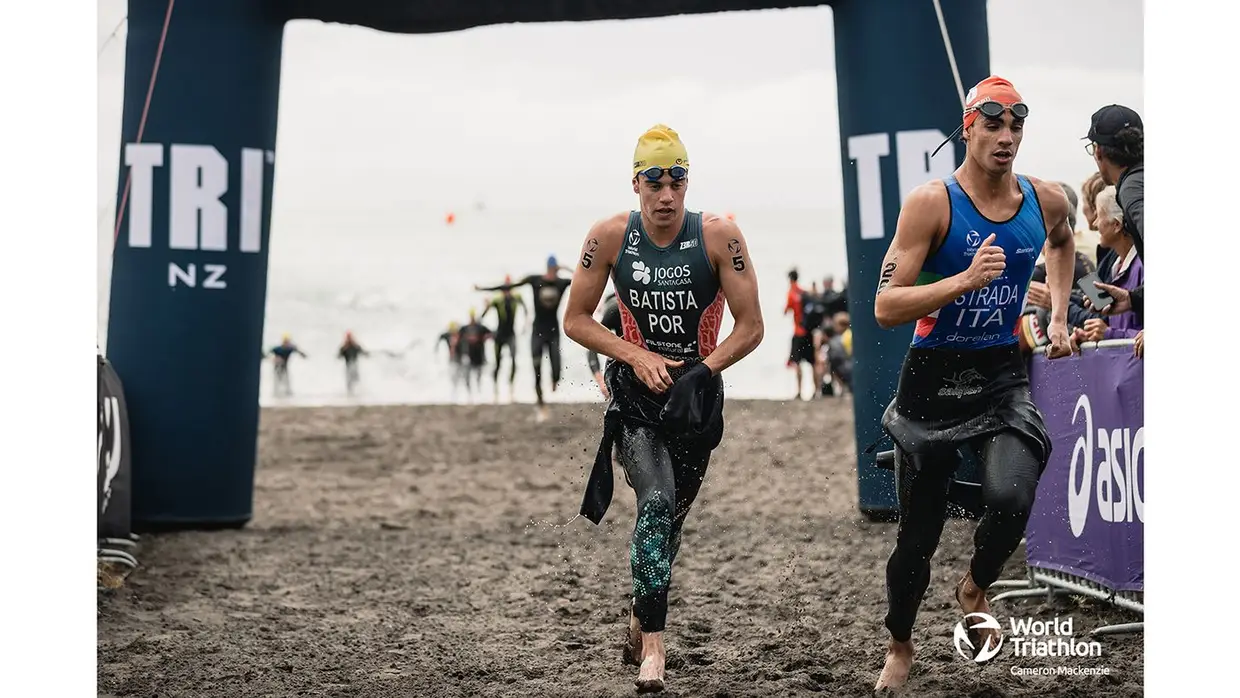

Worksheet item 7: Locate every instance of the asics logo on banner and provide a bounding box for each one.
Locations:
[1068,394,1145,537]
[632,260,652,285]
[954,613,1005,663]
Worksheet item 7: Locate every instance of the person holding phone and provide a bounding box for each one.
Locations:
[869,76,1075,692]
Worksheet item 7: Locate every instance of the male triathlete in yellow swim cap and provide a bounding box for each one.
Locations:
[560,124,765,693]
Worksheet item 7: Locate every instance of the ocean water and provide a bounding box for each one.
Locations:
[258,205,850,406]
[98,205,851,407]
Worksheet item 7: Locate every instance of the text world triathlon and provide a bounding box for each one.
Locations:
[1009,617,1103,657]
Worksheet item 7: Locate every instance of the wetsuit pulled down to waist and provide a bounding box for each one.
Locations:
[580,359,724,526]
[881,343,1050,463]
[582,359,724,632]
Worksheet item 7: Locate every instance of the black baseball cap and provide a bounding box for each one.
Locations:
[1085,105,1143,145]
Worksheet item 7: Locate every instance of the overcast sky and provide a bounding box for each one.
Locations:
[97,0,1143,221]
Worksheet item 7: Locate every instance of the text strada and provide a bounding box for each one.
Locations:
[935,283,1023,344]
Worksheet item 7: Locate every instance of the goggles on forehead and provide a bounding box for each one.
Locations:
[636,165,688,182]
[931,100,1031,158]
[968,100,1029,120]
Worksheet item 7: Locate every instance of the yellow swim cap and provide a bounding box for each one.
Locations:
[448,321,459,332]
[633,124,689,175]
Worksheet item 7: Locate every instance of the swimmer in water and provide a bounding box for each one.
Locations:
[265,334,307,397]
[437,321,466,399]
[338,331,369,396]
[456,309,494,403]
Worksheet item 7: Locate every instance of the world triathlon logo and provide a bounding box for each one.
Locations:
[953,612,1005,663]
[966,230,982,247]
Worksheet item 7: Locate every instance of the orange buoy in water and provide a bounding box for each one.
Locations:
[446,212,456,225]
[726,212,736,222]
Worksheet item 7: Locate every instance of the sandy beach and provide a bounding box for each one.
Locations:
[97,398,1143,697]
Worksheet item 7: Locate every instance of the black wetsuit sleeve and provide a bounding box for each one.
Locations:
[587,298,623,373]
[477,276,535,292]
[1130,284,1144,324]
[1118,170,1144,259]
[602,298,623,335]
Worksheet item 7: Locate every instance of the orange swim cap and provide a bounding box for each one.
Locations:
[962,76,1024,131]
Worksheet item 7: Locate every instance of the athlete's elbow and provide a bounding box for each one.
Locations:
[563,314,580,341]
[874,300,898,330]
[563,312,587,342]
[740,314,764,351]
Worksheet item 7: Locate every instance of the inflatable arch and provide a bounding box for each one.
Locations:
[107,0,989,528]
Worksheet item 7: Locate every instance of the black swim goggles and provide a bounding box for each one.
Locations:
[636,165,689,182]
[931,100,1031,158]
[969,100,1029,120]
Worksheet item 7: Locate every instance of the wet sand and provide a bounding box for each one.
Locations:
[98,398,1143,697]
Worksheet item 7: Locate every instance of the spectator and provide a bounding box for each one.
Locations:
[801,281,830,396]
[784,269,815,400]
[1023,181,1098,331]
[1087,105,1144,258]
[1085,105,1144,324]
[1072,186,1143,344]
[1080,171,1106,263]
[826,311,852,396]
[822,276,848,317]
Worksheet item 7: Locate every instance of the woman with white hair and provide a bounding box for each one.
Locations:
[1073,185,1143,343]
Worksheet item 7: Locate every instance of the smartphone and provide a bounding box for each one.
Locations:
[1076,272,1113,312]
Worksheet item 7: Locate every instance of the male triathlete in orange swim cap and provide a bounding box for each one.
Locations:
[872,76,1076,692]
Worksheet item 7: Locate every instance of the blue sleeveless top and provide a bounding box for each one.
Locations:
[910,175,1047,350]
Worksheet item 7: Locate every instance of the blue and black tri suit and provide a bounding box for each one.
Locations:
[879,175,1055,643]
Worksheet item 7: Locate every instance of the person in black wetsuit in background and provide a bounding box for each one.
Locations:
[437,321,466,399]
[456,310,493,403]
[476,257,573,421]
[480,276,528,403]
[337,331,369,396]
[586,292,623,399]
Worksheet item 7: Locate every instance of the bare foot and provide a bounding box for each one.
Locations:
[874,639,914,692]
[955,571,1002,658]
[634,632,665,693]
[624,603,642,666]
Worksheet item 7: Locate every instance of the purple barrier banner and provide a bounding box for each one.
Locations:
[1026,345,1144,593]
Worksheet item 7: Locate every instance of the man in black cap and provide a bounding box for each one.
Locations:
[1083,105,1144,325]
